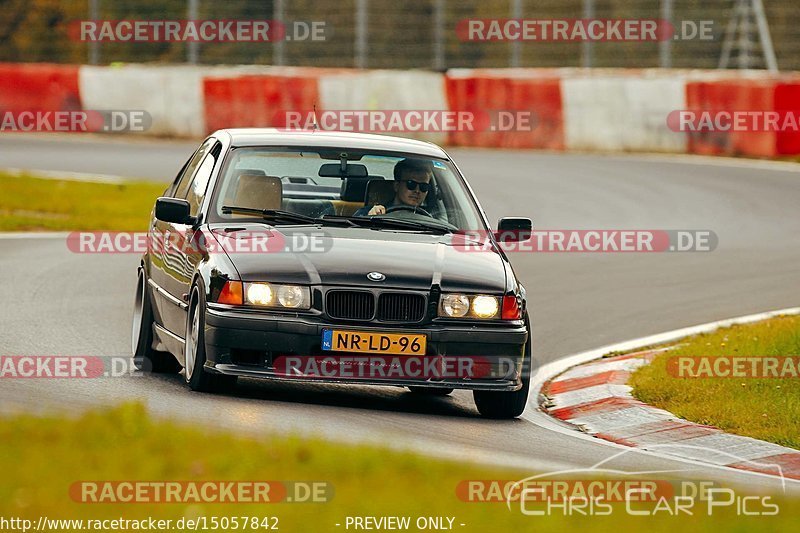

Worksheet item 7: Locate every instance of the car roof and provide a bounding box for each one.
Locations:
[215,128,450,159]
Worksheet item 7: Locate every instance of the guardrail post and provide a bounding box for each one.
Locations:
[581,0,595,68]
[355,0,368,68]
[187,0,199,64]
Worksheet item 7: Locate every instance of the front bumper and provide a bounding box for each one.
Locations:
[204,306,528,391]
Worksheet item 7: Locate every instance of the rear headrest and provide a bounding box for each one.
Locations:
[340,176,384,202]
[365,180,396,206]
[235,168,266,178]
[233,175,282,211]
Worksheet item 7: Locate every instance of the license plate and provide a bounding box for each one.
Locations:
[322,329,426,355]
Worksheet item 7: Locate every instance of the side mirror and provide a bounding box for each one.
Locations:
[496,217,532,242]
[155,197,195,225]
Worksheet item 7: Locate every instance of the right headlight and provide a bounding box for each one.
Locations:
[244,282,311,309]
[215,280,311,310]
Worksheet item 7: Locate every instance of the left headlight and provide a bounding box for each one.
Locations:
[244,282,311,309]
[438,294,500,319]
[438,293,522,320]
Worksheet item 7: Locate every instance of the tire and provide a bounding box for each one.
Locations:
[407,386,454,396]
[184,285,237,393]
[132,269,181,374]
[473,318,532,419]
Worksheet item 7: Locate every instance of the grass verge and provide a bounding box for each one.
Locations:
[0,403,797,531]
[630,314,800,449]
[0,172,164,231]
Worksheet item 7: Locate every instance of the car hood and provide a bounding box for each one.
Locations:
[209,224,507,293]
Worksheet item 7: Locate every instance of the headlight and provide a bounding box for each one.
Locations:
[440,294,470,317]
[243,282,311,310]
[246,283,273,305]
[471,295,499,318]
[277,285,306,308]
[438,294,501,319]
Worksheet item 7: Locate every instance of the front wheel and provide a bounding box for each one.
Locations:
[184,285,237,393]
[473,375,530,419]
[473,320,531,419]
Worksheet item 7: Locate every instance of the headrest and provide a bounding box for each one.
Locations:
[340,176,384,202]
[233,175,282,211]
[235,168,266,178]
[365,180,396,207]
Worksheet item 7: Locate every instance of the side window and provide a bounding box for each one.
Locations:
[173,139,215,199]
[165,154,193,197]
[185,144,220,216]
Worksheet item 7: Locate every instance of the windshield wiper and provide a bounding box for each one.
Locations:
[221,207,452,233]
[221,206,360,228]
[221,206,318,225]
[323,215,453,234]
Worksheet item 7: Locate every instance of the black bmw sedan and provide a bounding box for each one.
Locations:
[132,129,532,418]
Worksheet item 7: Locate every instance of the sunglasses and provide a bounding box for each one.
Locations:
[403,179,431,192]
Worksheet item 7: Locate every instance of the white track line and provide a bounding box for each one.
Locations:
[523,306,800,486]
[2,167,129,184]
[0,232,70,239]
[593,152,800,173]
[450,146,800,172]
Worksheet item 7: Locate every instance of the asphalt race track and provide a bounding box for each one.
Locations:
[1,134,799,492]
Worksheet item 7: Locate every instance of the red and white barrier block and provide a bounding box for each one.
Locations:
[543,349,800,480]
[0,63,81,115]
[5,62,800,158]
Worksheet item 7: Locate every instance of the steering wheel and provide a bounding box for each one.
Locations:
[385,205,433,218]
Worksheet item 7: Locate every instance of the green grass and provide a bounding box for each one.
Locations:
[630,315,800,449]
[0,172,165,231]
[0,403,798,532]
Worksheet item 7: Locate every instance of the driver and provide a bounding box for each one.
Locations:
[354,158,433,217]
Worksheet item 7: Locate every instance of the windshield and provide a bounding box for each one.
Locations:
[208,147,486,231]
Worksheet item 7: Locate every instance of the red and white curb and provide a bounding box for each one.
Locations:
[541,344,800,481]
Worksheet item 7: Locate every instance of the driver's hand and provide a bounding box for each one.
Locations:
[368,205,386,215]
